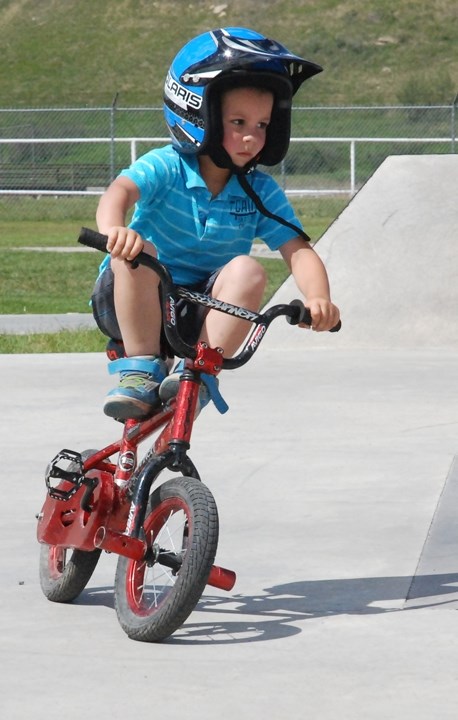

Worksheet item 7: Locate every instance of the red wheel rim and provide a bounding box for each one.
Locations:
[48,546,67,579]
[124,496,191,616]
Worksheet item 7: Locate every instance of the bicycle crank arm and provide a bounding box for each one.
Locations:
[94,527,147,560]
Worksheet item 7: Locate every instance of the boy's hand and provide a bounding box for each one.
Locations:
[302,297,340,332]
[106,227,145,261]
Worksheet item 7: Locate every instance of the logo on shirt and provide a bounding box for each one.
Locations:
[230,197,256,227]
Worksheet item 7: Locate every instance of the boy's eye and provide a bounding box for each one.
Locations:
[230,119,269,129]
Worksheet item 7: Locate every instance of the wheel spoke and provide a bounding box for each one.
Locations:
[155,509,187,555]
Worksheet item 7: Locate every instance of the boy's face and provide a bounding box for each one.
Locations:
[221,87,274,168]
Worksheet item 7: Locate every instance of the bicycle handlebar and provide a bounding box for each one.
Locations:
[79,227,340,370]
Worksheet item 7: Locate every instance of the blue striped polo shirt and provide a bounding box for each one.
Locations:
[99,144,303,286]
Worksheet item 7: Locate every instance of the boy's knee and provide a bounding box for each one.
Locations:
[110,256,158,286]
[228,255,267,287]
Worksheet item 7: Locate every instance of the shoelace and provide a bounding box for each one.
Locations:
[118,372,157,389]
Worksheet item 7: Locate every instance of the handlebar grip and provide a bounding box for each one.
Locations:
[78,227,109,253]
[287,299,312,326]
[287,299,341,333]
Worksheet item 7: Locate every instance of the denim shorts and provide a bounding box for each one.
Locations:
[91,263,220,357]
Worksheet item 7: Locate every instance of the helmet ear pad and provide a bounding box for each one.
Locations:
[200,72,293,169]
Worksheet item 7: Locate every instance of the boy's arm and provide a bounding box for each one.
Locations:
[279,236,340,332]
[96,176,144,260]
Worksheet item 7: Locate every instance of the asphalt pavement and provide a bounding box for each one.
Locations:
[1,155,458,719]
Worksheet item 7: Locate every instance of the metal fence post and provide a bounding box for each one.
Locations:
[280,158,286,190]
[350,140,356,195]
[452,95,458,153]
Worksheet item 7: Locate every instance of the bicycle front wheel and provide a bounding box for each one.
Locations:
[114,476,218,642]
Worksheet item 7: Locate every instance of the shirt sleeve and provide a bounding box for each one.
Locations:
[252,173,306,250]
[119,148,173,203]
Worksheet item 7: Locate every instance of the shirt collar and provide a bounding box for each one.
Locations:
[179,151,249,197]
[180,152,207,190]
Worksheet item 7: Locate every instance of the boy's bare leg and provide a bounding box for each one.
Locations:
[111,249,162,358]
[104,247,167,421]
[200,255,267,357]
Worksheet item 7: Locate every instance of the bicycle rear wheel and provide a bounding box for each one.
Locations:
[39,545,102,602]
[114,476,219,642]
[38,449,102,603]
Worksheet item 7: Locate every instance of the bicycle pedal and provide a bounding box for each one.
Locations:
[45,449,85,501]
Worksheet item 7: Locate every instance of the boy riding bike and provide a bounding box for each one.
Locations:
[91,27,340,422]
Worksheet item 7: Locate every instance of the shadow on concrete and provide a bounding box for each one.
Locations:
[73,572,458,645]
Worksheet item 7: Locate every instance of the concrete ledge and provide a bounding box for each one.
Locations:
[0,313,97,334]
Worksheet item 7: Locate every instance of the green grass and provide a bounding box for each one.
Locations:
[0,328,106,354]
[0,255,292,354]
[1,1,453,355]
[0,195,346,246]
[0,250,291,315]
[0,195,347,353]
[0,253,310,352]
[0,1,453,354]
[1,250,100,313]
[1,0,456,107]
[0,256,292,354]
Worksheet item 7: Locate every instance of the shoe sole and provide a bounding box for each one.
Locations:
[103,395,160,421]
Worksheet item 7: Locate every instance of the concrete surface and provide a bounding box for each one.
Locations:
[270,154,458,349]
[1,155,458,719]
[0,312,97,334]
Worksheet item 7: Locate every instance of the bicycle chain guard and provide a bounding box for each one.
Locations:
[45,449,87,501]
[38,449,115,551]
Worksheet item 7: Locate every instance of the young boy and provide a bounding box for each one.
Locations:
[91,27,340,421]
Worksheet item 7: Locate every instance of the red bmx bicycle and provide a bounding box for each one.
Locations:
[36,227,340,642]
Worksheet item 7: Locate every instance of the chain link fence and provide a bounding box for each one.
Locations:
[0,104,456,206]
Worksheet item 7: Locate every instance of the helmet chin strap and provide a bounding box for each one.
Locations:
[207,147,311,243]
[235,168,311,243]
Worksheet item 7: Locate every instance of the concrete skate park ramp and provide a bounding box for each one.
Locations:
[268,154,458,349]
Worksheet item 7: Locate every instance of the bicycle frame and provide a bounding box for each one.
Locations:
[37,226,333,596]
[37,339,236,589]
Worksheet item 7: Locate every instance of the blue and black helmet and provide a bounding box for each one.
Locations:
[163,27,322,169]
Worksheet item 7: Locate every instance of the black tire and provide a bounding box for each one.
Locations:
[114,476,219,642]
[39,545,102,603]
[38,449,102,603]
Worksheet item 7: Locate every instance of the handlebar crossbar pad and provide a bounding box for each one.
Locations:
[78,227,109,253]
